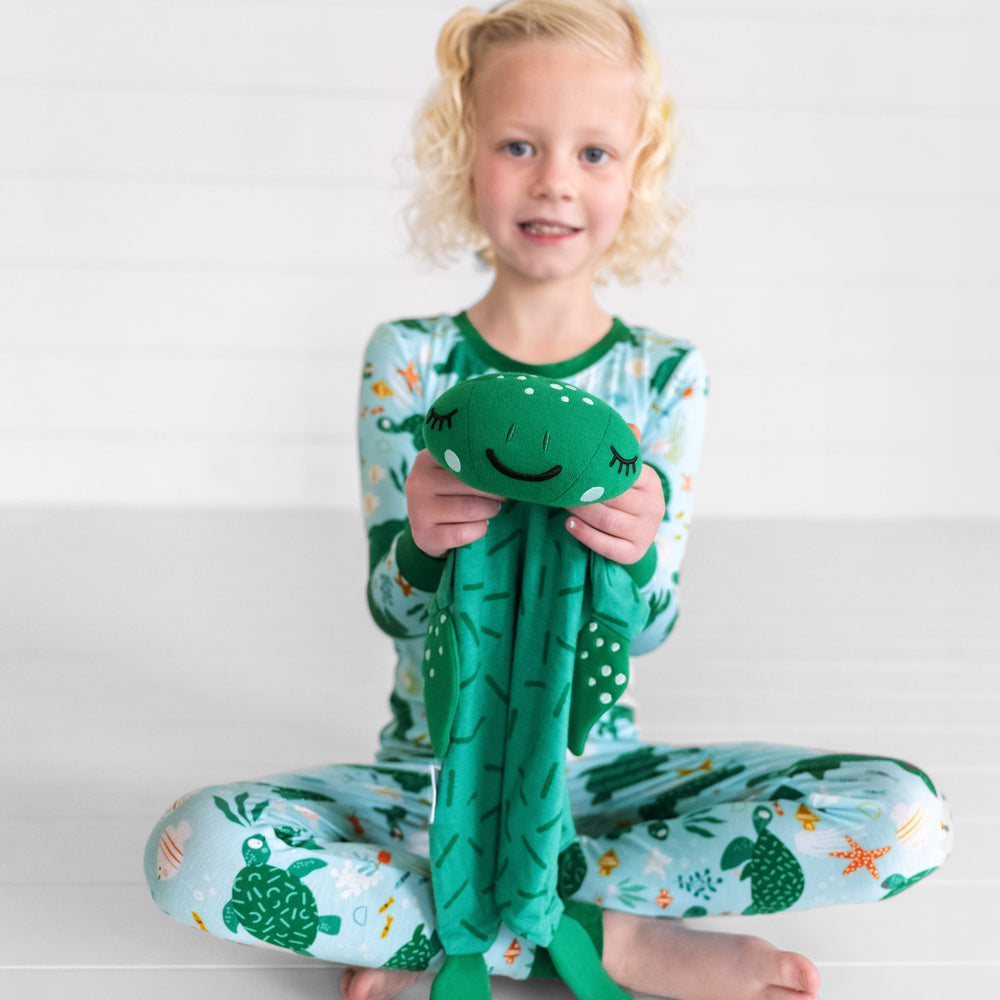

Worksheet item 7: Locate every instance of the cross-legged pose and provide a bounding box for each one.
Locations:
[146,3,952,998]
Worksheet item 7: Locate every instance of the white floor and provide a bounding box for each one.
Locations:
[2,510,997,999]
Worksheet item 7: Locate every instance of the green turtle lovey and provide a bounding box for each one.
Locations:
[420,373,651,1000]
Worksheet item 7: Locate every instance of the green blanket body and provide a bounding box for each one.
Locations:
[420,373,651,1000]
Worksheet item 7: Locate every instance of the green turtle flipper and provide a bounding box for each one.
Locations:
[288,857,326,878]
[430,953,491,1000]
[222,899,238,934]
[422,606,460,759]
[568,620,630,756]
[547,911,630,1000]
[720,836,755,871]
[566,554,650,754]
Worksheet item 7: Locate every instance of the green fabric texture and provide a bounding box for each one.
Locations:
[396,523,447,593]
[547,912,630,1000]
[423,372,642,508]
[528,901,604,979]
[622,541,657,587]
[421,373,650,1000]
[431,954,492,1000]
[453,311,635,378]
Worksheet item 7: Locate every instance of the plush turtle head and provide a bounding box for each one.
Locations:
[242,835,271,866]
[422,373,641,507]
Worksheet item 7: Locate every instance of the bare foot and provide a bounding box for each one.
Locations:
[602,909,821,1000]
[339,965,419,1000]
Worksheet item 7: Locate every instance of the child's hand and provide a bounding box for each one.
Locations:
[564,463,665,566]
[406,449,505,559]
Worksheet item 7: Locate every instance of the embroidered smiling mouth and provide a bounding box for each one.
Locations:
[486,449,563,482]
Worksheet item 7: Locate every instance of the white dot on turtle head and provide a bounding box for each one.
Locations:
[611,642,621,652]
[425,650,430,660]
[438,646,443,656]
[595,638,605,648]
[429,668,435,677]
[580,486,604,503]
[601,665,612,677]
[561,396,569,402]
[440,614,447,623]
[615,673,627,685]
[580,650,589,659]
[600,693,613,704]
[588,677,596,686]
[550,383,563,390]
[444,449,461,472]
[588,622,598,632]
[524,387,534,395]
[517,375,527,381]
[584,398,594,405]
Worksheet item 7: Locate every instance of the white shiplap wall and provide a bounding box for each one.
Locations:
[1,0,998,514]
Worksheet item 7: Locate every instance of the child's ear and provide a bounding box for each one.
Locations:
[628,422,641,443]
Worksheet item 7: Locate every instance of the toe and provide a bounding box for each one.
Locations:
[777,950,821,996]
[339,967,357,1000]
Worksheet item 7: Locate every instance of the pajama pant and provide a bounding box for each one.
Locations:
[145,737,952,978]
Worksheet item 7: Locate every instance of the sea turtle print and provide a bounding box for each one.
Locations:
[420,373,651,1000]
[382,922,443,971]
[881,867,938,900]
[720,805,806,914]
[222,835,342,954]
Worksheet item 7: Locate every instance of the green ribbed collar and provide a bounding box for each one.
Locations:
[453,311,631,377]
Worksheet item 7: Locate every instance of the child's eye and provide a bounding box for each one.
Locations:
[581,147,609,165]
[425,407,457,432]
[503,141,533,158]
[609,444,638,476]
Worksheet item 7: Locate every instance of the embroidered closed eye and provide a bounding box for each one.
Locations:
[609,445,638,476]
[426,407,458,431]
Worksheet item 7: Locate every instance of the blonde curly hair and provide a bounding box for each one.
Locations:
[406,0,680,284]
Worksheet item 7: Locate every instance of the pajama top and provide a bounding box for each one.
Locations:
[358,311,709,760]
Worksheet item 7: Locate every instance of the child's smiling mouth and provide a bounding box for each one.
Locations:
[519,220,581,236]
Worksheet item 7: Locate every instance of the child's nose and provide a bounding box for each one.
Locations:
[530,156,574,200]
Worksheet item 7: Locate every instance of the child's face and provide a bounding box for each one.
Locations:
[470,39,641,291]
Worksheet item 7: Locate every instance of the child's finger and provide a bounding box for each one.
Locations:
[424,453,505,501]
[435,495,503,523]
[564,512,639,565]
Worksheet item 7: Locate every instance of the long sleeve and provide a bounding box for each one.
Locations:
[358,322,444,640]
[630,346,709,655]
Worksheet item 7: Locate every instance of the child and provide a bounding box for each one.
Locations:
[145,3,952,999]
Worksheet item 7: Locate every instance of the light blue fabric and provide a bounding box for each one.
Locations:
[145,738,952,975]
